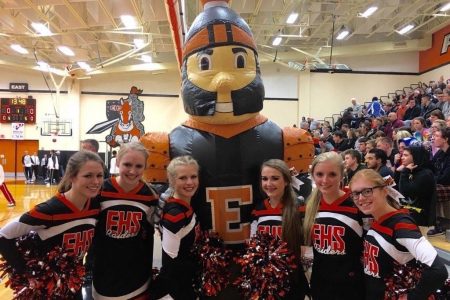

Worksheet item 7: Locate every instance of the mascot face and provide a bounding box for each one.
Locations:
[182,45,264,125]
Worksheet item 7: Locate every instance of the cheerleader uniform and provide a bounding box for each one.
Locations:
[152,197,198,300]
[363,209,448,300]
[310,190,365,300]
[0,193,99,296]
[92,177,158,299]
[250,199,309,299]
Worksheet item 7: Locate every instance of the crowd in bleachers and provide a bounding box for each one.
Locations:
[301,76,450,236]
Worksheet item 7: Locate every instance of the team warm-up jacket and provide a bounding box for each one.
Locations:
[309,191,365,300]
[0,193,99,273]
[152,197,198,300]
[363,209,448,300]
[92,177,158,299]
[250,198,309,299]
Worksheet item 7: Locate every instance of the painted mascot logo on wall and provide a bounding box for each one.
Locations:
[87,86,145,147]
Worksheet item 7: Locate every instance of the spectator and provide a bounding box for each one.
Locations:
[367,97,385,117]
[376,137,398,171]
[46,150,60,184]
[81,138,109,178]
[431,127,450,185]
[411,117,430,141]
[0,161,15,207]
[442,89,450,118]
[346,129,357,149]
[357,137,368,162]
[109,150,118,177]
[40,153,48,181]
[421,93,437,118]
[318,136,334,153]
[429,110,445,124]
[384,112,404,139]
[434,88,446,109]
[343,149,366,186]
[321,127,334,146]
[365,148,394,177]
[22,151,32,184]
[382,101,394,115]
[30,152,39,182]
[351,98,363,117]
[446,115,450,127]
[366,139,377,152]
[396,96,408,121]
[332,130,352,152]
[397,145,436,227]
[403,98,421,121]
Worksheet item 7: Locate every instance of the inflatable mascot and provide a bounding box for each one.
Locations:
[141,0,314,245]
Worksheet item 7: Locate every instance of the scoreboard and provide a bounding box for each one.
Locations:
[0,97,36,124]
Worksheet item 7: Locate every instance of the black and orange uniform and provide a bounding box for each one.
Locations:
[250,199,309,299]
[310,190,365,300]
[92,177,158,299]
[363,209,447,300]
[0,193,99,296]
[152,197,198,300]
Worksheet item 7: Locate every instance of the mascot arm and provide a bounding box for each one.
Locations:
[140,132,170,183]
[282,127,315,174]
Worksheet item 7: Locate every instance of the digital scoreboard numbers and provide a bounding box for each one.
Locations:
[0,97,36,124]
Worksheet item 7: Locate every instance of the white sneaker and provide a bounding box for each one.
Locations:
[7,203,15,207]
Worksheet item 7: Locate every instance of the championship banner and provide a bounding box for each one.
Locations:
[11,122,24,140]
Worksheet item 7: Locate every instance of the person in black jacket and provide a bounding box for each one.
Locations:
[398,145,436,227]
[403,98,422,121]
[432,127,450,185]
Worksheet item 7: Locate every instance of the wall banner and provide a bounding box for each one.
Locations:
[11,122,25,140]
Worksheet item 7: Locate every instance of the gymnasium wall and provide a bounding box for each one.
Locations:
[0,49,444,152]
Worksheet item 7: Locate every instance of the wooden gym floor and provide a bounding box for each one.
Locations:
[0,180,449,298]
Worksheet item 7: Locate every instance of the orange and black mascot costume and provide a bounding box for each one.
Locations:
[141,0,314,245]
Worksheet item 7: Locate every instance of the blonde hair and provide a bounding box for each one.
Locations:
[349,169,400,209]
[117,141,149,163]
[167,155,199,187]
[303,152,344,245]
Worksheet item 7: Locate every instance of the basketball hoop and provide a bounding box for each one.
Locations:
[51,130,59,143]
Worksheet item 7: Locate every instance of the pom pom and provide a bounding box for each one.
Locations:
[191,231,232,297]
[233,231,297,299]
[384,260,424,299]
[0,233,85,299]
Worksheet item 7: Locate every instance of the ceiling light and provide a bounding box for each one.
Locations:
[37,61,49,69]
[272,36,282,46]
[31,22,52,36]
[77,62,92,71]
[141,55,153,63]
[397,24,414,35]
[121,15,137,28]
[10,44,28,54]
[134,39,145,48]
[336,28,350,40]
[440,2,450,11]
[57,46,75,56]
[286,13,299,24]
[361,6,378,18]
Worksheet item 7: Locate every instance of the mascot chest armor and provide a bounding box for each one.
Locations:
[141,0,314,245]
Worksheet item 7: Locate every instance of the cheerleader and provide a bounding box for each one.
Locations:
[250,159,309,299]
[0,151,104,298]
[92,141,158,299]
[350,169,447,300]
[152,155,200,300]
[0,161,16,207]
[303,152,365,300]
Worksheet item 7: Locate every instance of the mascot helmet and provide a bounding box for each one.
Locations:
[183,0,257,61]
[181,0,264,118]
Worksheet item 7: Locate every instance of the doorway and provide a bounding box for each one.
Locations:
[0,139,39,179]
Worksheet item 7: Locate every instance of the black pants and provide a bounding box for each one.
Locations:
[24,166,32,181]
